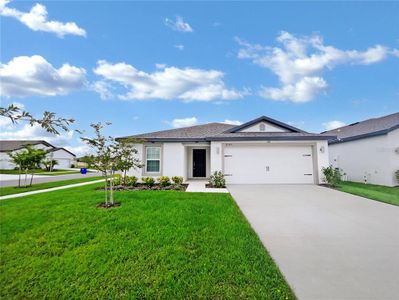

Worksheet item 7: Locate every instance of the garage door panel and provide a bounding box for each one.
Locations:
[224,145,314,184]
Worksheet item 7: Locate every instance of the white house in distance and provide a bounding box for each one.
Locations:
[0,140,76,170]
[323,112,399,187]
[119,116,333,184]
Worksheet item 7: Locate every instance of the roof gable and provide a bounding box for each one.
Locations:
[226,116,307,133]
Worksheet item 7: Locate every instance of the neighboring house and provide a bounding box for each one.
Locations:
[322,112,399,187]
[119,116,333,184]
[0,140,76,170]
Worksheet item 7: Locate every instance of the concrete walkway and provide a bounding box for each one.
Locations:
[0,172,101,187]
[0,179,104,200]
[228,184,399,300]
[186,180,229,193]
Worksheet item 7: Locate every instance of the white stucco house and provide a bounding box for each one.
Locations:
[119,116,333,184]
[323,112,399,187]
[0,140,76,170]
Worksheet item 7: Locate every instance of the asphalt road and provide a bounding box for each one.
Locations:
[0,172,101,187]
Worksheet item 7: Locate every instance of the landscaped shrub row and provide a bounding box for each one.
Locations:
[111,175,187,191]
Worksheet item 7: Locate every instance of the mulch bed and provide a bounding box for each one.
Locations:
[96,202,121,209]
[205,184,226,189]
[97,183,188,192]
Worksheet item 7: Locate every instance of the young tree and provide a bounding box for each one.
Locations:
[8,151,28,187]
[114,138,143,186]
[24,146,47,187]
[0,104,74,134]
[8,145,46,187]
[80,123,118,207]
[42,159,58,172]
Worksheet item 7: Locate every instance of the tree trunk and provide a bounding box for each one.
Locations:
[104,171,108,205]
[123,169,127,186]
[24,169,28,188]
[18,165,21,187]
[30,172,34,186]
[109,170,114,205]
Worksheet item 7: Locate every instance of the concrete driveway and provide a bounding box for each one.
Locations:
[228,184,399,300]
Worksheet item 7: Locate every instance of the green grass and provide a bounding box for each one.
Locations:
[0,169,82,176]
[0,185,294,299]
[337,181,399,206]
[0,176,103,196]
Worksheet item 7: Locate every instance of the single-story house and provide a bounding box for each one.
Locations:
[119,116,334,184]
[0,140,76,170]
[322,112,399,187]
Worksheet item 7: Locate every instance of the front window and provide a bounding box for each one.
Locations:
[146,147,161,173]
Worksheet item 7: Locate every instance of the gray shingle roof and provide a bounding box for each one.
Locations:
[119,118,332,142]
[0,140,53,152]
[119,123,235,141]
[322,112,399,144]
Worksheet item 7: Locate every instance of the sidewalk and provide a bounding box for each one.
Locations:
[0,179,104,201]
[186,180,229,193]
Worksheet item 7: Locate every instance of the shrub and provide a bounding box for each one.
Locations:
[172,176,184,185]
[142,176,155,187]
[113,174,122,185]
[125,176,138,186]
[396,170,399,184]
[322,166,342,187]
[158,176,171,187]
[209,171,226,188]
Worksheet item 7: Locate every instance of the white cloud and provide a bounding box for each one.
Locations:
[93,60,246,102]
[174,44,184,51]
[171,117,198,128]
[0,0,86,37]
[223,119,242,125]
[65,140,92,157]
[165,16,193,32]
[0,123,74,146]
[259,76,327,102]
[237,32,396,103]
[91,80,113,100]
[323,120,346,131]
[0,117,13,129]
[0,55,87,97]
[155,63,167,69]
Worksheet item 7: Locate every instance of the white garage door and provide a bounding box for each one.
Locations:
[56,159,71,169]
[224,144,314,184]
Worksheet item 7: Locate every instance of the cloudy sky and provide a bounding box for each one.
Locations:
[1,1,398,155]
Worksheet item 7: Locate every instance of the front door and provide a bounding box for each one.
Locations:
[193,149,206,177]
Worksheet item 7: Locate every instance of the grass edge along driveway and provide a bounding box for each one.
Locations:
[0,184,295,299]
[0,176,104,196]
[337,181,399,206]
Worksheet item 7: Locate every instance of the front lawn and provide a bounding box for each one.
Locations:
[0,185,294,299]
[337,181,399,206]
[0,176,103,196]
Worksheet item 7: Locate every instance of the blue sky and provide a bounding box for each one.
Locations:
[1,1,398,155]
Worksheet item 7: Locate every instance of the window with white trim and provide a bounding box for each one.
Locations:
[146,147,161,173]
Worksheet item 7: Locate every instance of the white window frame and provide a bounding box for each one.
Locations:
[145,146,161,174]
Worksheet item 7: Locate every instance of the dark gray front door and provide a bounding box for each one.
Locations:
[193,149,206,177]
